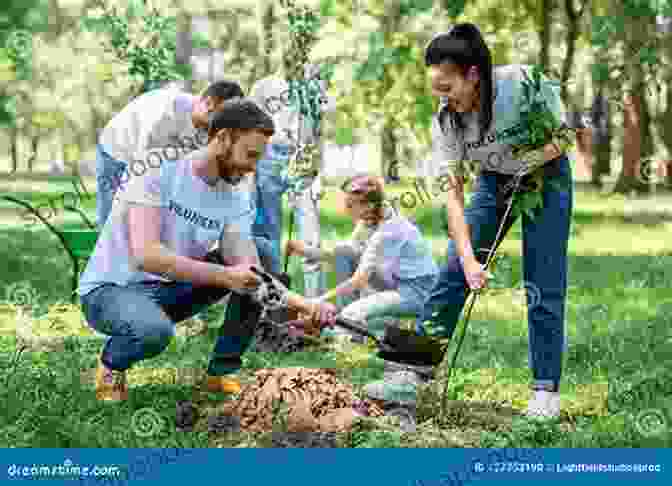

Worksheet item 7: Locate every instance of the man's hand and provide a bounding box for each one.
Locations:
[305,299,337,329]
[220,264,261,291]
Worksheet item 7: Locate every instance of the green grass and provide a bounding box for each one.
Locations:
[1,179,671,448]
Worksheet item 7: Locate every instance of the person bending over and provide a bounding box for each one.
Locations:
[95,80,244,228]
[286,174,438,342]
[78,98,336,402]
[421,23,574,418]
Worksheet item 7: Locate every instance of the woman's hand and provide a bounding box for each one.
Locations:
[461,257,491,291]
[285,240,305,257]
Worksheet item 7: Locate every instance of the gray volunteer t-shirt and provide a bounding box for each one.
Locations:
[77,157,255,296]
[429,64,567,180]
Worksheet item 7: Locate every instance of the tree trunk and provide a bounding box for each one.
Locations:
[261,1,275,78]
[560,0,587,104]
[10,127,18,172]
[538,0,554,72]
[612,13,653,196]
[27,136,38,172]
[380,4,402,181]
[656,20,672,189]
[176,12,193,92]
[590,91,611,188]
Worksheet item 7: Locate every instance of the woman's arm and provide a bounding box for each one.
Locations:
[287,221,368,262]
[318,273,367,304]
[318,226,399,303]
[442,173,475,262]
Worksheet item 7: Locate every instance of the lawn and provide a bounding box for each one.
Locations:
[1,177,671,448]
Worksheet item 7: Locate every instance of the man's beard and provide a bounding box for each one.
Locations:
[217,147,244,186]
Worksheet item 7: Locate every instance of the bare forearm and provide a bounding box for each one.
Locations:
[443,176,475,262]
[136,244,232,288]
[320,281,357,303]
[320,272,367,303]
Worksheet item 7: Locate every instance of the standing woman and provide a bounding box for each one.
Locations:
[419,23,574,418]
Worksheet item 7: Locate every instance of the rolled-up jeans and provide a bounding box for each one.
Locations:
[418,155,573,392]
[80,245,278,376]
[252,143,326,298]
[332,242,437,339]
[81,281,258,376]
[95,143,127,229]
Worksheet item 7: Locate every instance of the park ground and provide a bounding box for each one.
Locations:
[1,175,671,448]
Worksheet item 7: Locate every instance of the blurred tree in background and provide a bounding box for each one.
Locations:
[1,0,50,171]
[0,0,669,198]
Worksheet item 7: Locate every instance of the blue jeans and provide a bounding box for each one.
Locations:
[95,143,126,229]
[333,242,437,338]
[81,281,260,376]
[253,144,326,297]
[418,155,573,391]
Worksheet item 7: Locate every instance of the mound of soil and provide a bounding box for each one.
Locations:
[252,309,322,353]
[218,368,384,433]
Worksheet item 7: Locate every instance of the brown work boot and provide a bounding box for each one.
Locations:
[205,375,241,394]
[95,358,128,402]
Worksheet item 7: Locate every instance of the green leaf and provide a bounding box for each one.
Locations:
[126,0,145,19]
[354,57,383,82]
[335,126,355,146]
[0,95,17,127]
[319,0,335,17]
[623,0,656,17]
[416,95,435,128]
[80,16,110,33]
[173,63,193,80]
[319,63,335,82]
[390,46,413,65]
[191,32,210,49]
[662,0,672,16]
[591,16,616,45]
[638,46,657,66]
[591,62,611,84]
[443,0,467,19]
[400,0,433,16]
[166,336,179,354]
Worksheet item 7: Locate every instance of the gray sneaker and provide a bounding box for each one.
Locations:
[363,361,433,405]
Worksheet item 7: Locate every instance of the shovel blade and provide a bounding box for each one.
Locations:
[379,327,447,366]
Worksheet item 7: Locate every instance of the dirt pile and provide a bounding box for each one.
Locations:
[219,368,384,433]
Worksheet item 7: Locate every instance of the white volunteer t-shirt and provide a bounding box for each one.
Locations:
[99,87,206,163]
[77,157,255,296]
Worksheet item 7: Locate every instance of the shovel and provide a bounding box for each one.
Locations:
[249,265,447,364]
[333,316,447,367]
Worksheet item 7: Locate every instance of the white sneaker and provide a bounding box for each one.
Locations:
[525,390,561,419]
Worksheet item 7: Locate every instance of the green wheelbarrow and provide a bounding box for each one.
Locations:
[1,195,99,303]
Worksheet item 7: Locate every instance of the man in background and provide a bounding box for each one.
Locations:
[249,62,335,298]
[95,80,244,228]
